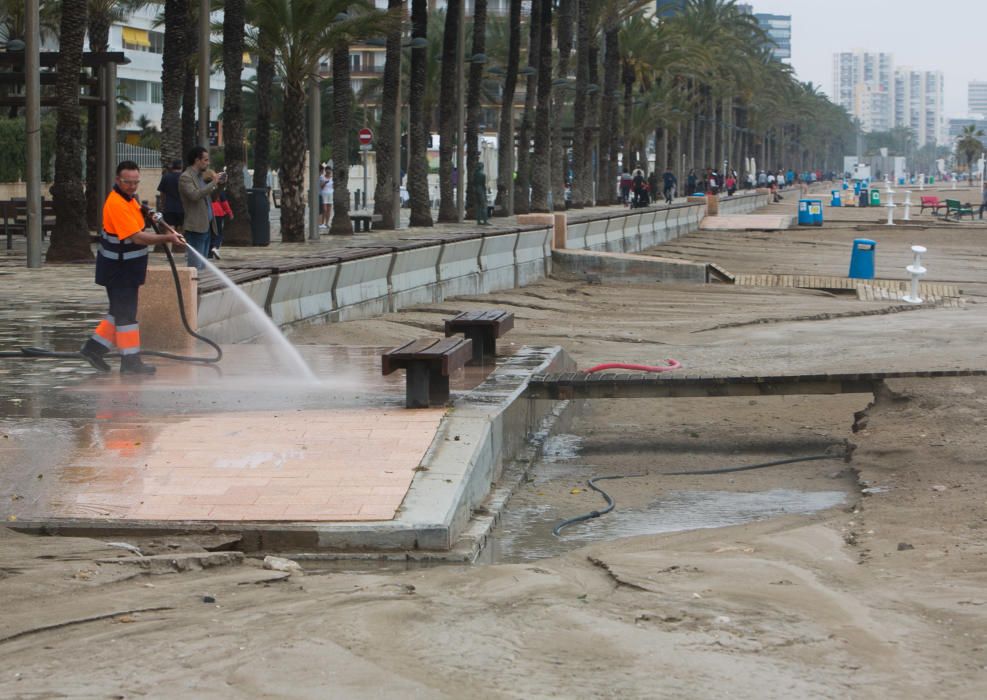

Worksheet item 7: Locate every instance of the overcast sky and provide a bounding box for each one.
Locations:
[748,0,987,118]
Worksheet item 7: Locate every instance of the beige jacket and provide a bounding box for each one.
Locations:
[178,166,218,234]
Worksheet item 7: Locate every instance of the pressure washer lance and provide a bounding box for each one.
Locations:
[0,209,222,365]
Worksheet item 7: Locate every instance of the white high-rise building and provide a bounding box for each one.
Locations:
[894,69,945,147]
[969,81,987,118]
[832,50,895,133]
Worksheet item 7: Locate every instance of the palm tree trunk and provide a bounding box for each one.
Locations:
[570,0,588,209]
[597,24,619,205]
[515,0,541,215]
[279,80,307,242]
[251,29,274,191]
[551,0,573,212]
[495,0,522,217]
[436,0,461,223]
[374,0,403,230]
[582,38,599,206]
[530,0,552,213]
[330,46,354,235]
[160,0,188,168]
[46,0,89,263]
[221,0,250,245]
[465,0,488,219]
[408,0,433,227]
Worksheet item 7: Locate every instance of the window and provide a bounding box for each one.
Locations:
[121,27,151,52]
[118,78,147,103]
[349,54,362,72]
[151,82,163,105]
[149,31,165,54]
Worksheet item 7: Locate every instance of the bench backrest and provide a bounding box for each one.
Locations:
[945,199,962,207]
[920,196,940,205]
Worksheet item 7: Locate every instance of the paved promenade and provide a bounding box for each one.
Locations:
[4,181,978,537]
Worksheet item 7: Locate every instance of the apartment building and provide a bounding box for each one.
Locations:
[832,50,895,132]
[893,68,945,147]
[969,81,987,119]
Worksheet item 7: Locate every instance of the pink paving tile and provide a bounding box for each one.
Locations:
[41,407,444,523]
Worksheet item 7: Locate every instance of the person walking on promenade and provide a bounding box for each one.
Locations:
[662,166,677,204]
[619,168,632,205]
[179,146,225,270]
[319,165,333,230]
[156,159,184,230]
[473,162,490,225]
[79,161,186,375]
[980,183,987,219]
[686,169,698,195]
[209,187,232,259]
[648,170,660,204]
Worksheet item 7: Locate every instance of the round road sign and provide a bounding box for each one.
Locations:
[358,128,373,145]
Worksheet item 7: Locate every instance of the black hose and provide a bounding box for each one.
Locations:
[1,228,222,365]
[552,453,835,537]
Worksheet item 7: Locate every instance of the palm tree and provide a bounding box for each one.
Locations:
[514,0,539,214]
[494,0,521,217]
[160,0,188,169]
[436,0,461,223]
[551,0,574,212]
[249,25,275,192]
[221,0,251,245]
[956,125,985,176]
[373,0,403,230]
[464,0,487,219]
[529,0,552,212]
[46,0,90,263]
[407,0,432,226]
[250,0,391,241]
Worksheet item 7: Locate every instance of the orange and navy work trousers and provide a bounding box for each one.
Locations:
[91,286,141,356]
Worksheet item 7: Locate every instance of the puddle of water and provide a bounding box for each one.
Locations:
[489,488,847,562]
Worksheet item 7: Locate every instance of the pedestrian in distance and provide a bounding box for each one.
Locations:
[980,183,987,220]
[662,166,677,204]
[473,162,490,225]
[79,161,186,375]
[320,165,333,230]
[619,168,633,205]
[209,187,232,260]
[179,146,225,270]
[156,159,184,230]
[686,169,698,195]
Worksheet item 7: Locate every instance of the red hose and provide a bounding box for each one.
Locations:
[583,359,682,374]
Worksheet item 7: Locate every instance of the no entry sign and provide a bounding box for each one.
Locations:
[358,128,373,146]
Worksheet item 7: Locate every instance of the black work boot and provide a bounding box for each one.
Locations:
[79,339,111,372]
[120,354,156,375]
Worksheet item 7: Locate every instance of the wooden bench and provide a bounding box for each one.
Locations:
[444,310,515,365]
[944,199,974,221]
[382,337,473,408]
[919,196,946,215]
[3,198,55,249]
[350,212,382,232]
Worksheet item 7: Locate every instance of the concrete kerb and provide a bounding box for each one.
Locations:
[388,245,442,312]
[267,265,338,327]
[198,276,274,344]
[478,230,519,292]
[10,345,575,559]
[437,237,483,299]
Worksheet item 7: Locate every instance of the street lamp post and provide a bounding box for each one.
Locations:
[308,79,321,240]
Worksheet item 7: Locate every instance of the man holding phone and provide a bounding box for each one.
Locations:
[178,146,227,269]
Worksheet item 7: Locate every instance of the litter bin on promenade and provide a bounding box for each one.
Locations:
[848,238,876,279]
[869,189,881,207]
[831,190,842,207]
[247,188,271,246]
[798,199,823,226]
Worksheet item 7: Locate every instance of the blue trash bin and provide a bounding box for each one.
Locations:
[848,238,876,279]
[831,190,842,207]
[853,182,861,195]
[798,199,813,225]
[842,180,849,190]
[809,200,823,225]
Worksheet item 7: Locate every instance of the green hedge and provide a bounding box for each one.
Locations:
[0,115,57,182]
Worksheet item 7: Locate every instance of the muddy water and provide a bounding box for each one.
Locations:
[487,394,865,563]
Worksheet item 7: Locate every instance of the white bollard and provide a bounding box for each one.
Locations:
[919,174,925,191]
[903,190,912,221]
[885,202,896,226]
[902,245,927,304]
[952,177,957,190]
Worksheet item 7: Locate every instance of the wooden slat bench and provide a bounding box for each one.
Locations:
[944,199,974,221]
[382,337,473,408]
[444,309,515,365]
[3,198,55,249]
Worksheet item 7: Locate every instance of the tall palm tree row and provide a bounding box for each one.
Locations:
[37,0,861,261]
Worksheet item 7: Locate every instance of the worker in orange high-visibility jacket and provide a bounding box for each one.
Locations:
[80,160,185,375]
